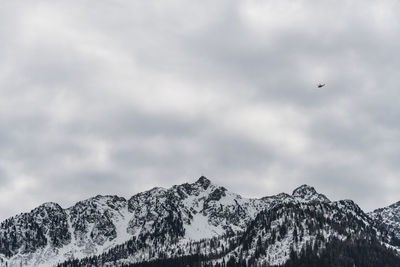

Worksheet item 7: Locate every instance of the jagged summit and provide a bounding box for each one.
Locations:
[370,200,400,240]
[389,200,400,209]
[292,184,319,198]
[194,175,212,189]
[292,184,330,203]
[37,202,63,210]
[292,184,316,195]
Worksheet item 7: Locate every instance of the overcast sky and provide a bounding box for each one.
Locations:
[1,0,400,220]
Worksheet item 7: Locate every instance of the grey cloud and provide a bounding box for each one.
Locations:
[1,0,400,220]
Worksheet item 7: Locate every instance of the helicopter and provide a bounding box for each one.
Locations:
[317,83,326,88]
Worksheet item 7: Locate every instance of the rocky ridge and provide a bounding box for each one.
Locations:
[0,177,398,267]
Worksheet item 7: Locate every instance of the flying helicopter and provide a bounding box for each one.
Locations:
[317,83,326,88]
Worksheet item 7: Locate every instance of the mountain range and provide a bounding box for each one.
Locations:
[0,176,399,266]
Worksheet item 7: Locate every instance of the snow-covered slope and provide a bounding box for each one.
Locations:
[0,177,399,267]
[370,201,400,240]
[222,200,379,266]
[58,182,400,267]
[0,177,267,266]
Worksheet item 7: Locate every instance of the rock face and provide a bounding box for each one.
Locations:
[234,200,378,266]
[67,195,128,253]
[0,177,399,267]
[369,201,400,240]
[291,184,330,203]
[0,203,70,257]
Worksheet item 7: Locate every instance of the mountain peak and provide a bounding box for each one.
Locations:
[292,184,317,196]
[292,184,330,203]
[195,176,211,189]
[389,200,400,209]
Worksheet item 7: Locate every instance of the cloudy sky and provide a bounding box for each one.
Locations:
[1,0,400,220]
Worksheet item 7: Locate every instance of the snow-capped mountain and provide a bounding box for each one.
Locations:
[370,201,400,240]
[225,199,382,266]
[0,176,399,267]
[0,177,265,266]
